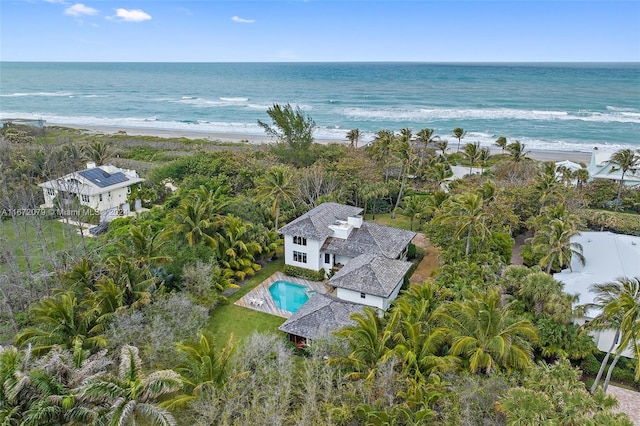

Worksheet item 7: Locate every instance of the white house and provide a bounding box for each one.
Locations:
[553,231,640,357]
[278,202,416,310]
[587,149,640,187]
[39,162,145,223]
[327,253,412,310]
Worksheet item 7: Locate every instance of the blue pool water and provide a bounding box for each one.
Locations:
[269,281,310,313]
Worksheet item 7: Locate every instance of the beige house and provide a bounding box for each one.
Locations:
[39,162,144,223]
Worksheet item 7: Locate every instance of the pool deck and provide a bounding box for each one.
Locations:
[235,271,329,318]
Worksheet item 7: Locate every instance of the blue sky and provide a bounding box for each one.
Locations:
[1,1,639,62]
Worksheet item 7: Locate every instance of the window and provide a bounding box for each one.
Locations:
[99,194,103,202]
[127,186,132,194]
[360,293,366,299]
[293,251,307,263]
[324,253,330,264]
[81,195,90,203]
[293,236,307,246]
[47,188,55,196]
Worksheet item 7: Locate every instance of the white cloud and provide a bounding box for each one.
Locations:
[231,16,255,24]
[65,3,99,16]
[113,8,152,22]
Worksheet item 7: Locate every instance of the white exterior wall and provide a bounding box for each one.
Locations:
[575,318,636,358]
[93,187,129,212]
[283,235,322,271]
[337,288,387,310]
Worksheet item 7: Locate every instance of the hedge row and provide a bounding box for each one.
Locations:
[284,265,326,281]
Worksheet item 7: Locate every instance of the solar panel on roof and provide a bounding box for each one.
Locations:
[78,169,129,188]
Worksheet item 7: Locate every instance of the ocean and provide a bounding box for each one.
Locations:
[1,62,639,152]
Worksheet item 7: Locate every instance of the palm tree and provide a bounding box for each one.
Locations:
[398,195,427,231]
[479,147,491,174]
[435,139,449,157]
[462,142,481,175]
[116,224,171,269]
[608,148,640,201]
[82,140,112,166]
[506,140,531,180]
[391,128,416,218]
[388,284,458,380]
[531,219,584,274]
[495,136,507,153]
[367,129,395,182]
[346,128,362,148]
[216,215,262,281]
[588,278,640,393]
[432,192,490,257]
[168,332,237,408]
[331,307,393,381]
[15,292,106,356]
[437,289,538,374]
[255,165,296,230]
[573,168,590,189]
[78,345,181,426]
[166,197,218,247]
[416,128,440,149]
[452,127,466,152]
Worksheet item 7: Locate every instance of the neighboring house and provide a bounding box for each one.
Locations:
[587,149,640,187]
[39,162,145,223]
[553,231,640,358]
[278,202,416,310]
[278,293,364,346]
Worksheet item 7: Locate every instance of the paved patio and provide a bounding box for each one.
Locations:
[235,272,329,318]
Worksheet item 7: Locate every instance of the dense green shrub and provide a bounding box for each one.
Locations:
[579,209,640,236]
[284,265,325,281]
[406,243,417,260]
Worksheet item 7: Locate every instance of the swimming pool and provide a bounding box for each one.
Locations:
[269,281,311,313]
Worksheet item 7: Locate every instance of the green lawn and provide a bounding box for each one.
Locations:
[0,217,79,273]
[207,258,286,344]
[367,212,414,231]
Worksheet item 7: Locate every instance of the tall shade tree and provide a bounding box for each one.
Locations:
[255,165,296,230]
[452,127,466,152]
[346,128,362,148]
[531,218,584,274]
[258,103,316,165]
[437,289,538,374]
[608,148,640,201]
[432,192,490,257]
[367,129,395,182]
[78,345,181,426]
[588,278,640,393]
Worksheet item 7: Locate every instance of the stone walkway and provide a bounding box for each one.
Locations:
[609,385,640,425]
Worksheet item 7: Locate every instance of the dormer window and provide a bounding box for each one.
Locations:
[293,236,307,246]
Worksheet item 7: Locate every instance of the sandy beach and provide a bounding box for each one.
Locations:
[55,123,593,165]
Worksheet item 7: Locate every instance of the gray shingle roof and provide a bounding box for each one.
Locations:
[278,293,364,340]
[278,202,363,241]
[77,168,129,188]
[322,222,416,259]
[328,253,412,298]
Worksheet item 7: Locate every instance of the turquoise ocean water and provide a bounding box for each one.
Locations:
[1,62,638,152]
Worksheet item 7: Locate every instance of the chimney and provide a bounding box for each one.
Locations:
[347,215,363,228]
[86,161,97,169]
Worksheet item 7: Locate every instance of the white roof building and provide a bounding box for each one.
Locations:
[554,231,640,356]
[587,149,640,186]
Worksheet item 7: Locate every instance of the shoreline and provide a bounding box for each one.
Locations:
[53,123,593,164]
